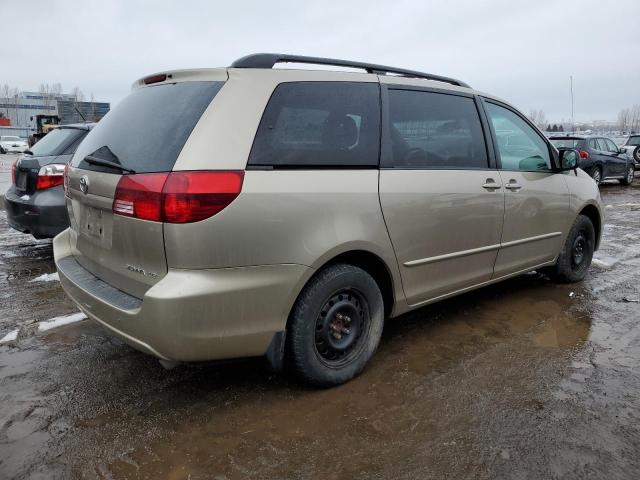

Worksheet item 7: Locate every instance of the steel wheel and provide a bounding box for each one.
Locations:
[571,231,588,270]
[592,167,601,184]
[314,288,369,367]
[626,167,634,184]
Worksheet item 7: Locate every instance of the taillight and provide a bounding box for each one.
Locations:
[36,164,65,190]
[579,150,589,159]
[112,171,244,223]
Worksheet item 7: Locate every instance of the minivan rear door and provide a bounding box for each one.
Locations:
[378,85,504,306]
[66,79,225,298]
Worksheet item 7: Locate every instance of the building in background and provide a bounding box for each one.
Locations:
[0,91,109,137]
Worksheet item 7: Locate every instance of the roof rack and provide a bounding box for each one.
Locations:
[230,53,470,88]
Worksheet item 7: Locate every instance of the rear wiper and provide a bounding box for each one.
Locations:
[83,155,136,174]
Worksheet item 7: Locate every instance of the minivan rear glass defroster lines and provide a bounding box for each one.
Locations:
[71,81,224,174]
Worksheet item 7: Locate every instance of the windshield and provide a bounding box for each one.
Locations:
[1,136,21,142]
[550,138,580,148]
[72,81,224,174]
[29,128,86,157]
[626,136,640,146]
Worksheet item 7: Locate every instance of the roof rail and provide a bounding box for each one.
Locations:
[230,53,470,88]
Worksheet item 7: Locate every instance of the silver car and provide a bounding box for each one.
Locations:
[54,54,604,386]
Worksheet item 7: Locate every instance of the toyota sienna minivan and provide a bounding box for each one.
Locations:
[54,54,604,387]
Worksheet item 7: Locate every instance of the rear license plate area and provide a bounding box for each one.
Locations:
[82,206,105,239]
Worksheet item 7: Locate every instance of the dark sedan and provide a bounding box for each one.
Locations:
[550,135,635,185]
[5,123,94,238]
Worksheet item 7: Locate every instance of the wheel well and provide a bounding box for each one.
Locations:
[297,250,395,319]
[579,204,601,250]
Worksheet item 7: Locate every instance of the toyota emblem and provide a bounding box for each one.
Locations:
[79,176,89,194]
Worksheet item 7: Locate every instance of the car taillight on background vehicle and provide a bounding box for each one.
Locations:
[579,150,590,159]
[36,164,66,190]
[112,171,244,223]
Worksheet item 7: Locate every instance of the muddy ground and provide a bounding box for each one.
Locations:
[1,179,639,480]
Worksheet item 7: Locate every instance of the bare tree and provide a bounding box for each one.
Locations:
[528,109,548,131]
[618,108,631,132]
[630,105,640,134]
[1,84,11,117]
[71,87,84,103]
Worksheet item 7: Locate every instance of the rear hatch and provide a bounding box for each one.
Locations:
[66,78,225,298]
[14,127,88,195]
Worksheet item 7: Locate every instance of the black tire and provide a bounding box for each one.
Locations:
[546,215,595,283]
[590,166,602,185]
[286,263,384,387]
[620,165,635,186]
[0,146,5,154]
[633,146,640,163]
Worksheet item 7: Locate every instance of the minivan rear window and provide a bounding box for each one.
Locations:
[72,81,224,173]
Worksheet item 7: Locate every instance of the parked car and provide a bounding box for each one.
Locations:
[549,135,635,185]
[0,135,29,154]
[621,134,640,168]
[5,124,94,239]
[54,54,603,387]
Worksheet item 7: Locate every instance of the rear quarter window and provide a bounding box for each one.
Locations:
[248,82,380,168]
[72,81,224,173]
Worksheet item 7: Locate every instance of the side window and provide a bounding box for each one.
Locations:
[248,82,380,167]
[588,139,599,150]
[387,89,488,168]
[604,139,618,152]
[485,102,551,171]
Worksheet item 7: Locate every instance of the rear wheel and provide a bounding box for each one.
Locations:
[620,165,635,185]
[286,263,384,387]
[633,146,640,163]
[590,166,602,185]
[546,215,595,283]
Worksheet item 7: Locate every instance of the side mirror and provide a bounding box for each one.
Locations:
[619,147,626,154]
[557,148,579,171]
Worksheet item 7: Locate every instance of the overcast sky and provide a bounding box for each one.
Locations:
[2,0,638,122]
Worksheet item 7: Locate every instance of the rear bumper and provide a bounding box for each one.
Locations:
[54,228,312,362]
[4,185,69,238]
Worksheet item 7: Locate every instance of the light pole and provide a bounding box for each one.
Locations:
[570,75,575,133]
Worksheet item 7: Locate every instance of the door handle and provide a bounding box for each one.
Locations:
[505,181,522,191]
[482,179,500,190]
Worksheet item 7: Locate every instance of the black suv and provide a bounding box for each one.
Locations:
[550,135,635,185]
[5,123,94,238]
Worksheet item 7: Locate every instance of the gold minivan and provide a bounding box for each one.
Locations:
[54,54,604,386]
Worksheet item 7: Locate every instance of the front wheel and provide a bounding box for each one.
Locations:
[620,165,635,185]
[546,215,595,283]
[286,263,384,387]
[590,166,602,185]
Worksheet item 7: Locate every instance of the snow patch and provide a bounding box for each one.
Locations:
[592,257,619,269]
[0,329,18,343]
[38,312,87,332]
[30,272,59,283]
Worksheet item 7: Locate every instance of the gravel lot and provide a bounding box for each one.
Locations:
[0,178,639,479]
